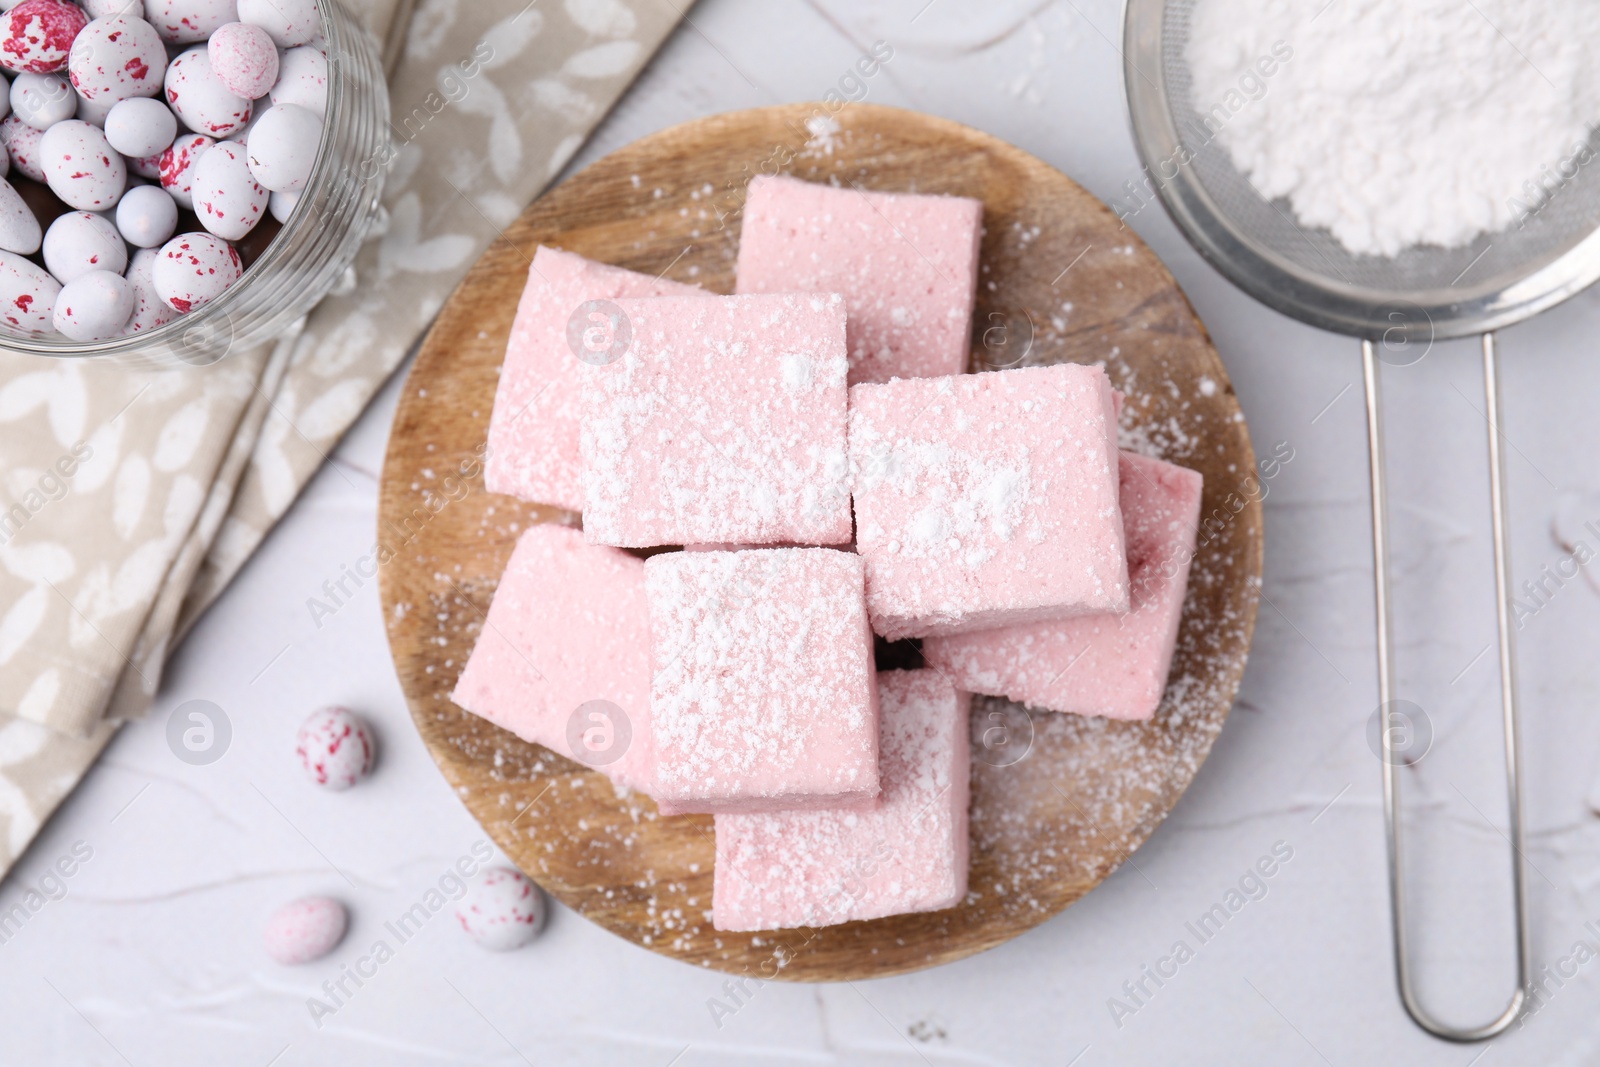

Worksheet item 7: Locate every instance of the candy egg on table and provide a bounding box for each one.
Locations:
[191,138,264,239]
[52,267,133,340]
[246,104,320,193]
[157,130,211,207]
[145,0,238,44]
[456,867,546,951]
[0,177,38,253]
[11,71,74,129]
[0,114,45,180]
[208,21,278,100]
[268,187,297,224]
[153,231,240,311]
[269,46,327,119]
[294,705,376,791]
[124,246,176,331]
[0,250,58,331]
[237,0,321,49]
[116,182,177,247]
[40,119,127,210]
[69,14,168,102]
[0,0,89,75]
[105,95,177,158]
[43,209,126,281]
[165,47,251,137]
[263,896,348,965]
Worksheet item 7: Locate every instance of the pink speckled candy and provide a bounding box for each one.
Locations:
[164,46,250,136]
[268,45,325,118]
[68,14,167,101]
[0,0,88,75]
[0,249,59,334]
[263,895,348,965]
[294,705,376,790]
[190,138,265,239]
[40,118,126,210]
[152,230,240,312]
[104,95,176,158]
[128,149,161,178]
[207,21,277,99]
[0,113,45,180]
[456,867,545,951]
[52,267,133,340]
[145,0,235,43]
[157,129,211,207]
[124,246,177,331]
[237,0,320,48]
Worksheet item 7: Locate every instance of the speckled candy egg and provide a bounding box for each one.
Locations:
[79,0,139,16]
[263,896,348,965]
[267,186,295,223]
[10,70,72,128]
[295,706,376,790]
[105,95,175,157]
[456,867,545,951]
[268,45,325,118]
[0,0,88,75]
[246,103,318,192]
[43,209,126,281]
[208,21,276,99]
[40,119,126,210]
[124,245,176,330]
[165,47,250,136]
[153,230,240,311]
[0,248,57,332]
[237,0,320,48]
[145,0,236,44]
[69,14,167,101]
[73,86,113,125]
[0,113,45,180]
[191,138,264,239]
[0,175,38,253]
[116,182,175,247]
[157,129,210,207]
[53,267,132,339]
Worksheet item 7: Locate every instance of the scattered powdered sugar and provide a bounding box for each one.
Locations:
[1187,0,1600,255]
[802,114,842,156]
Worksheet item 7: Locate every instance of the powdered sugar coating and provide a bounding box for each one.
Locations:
[712,669,971,931]
[849,363,1129,639]
[0,0,87,75]
[294,705,376,790]
[484,245,703,513]
[263,895,348,964]
[450,524,656,793]
[645,547,879,813]
[580,292,852,547]
[456,867,545,950]
[925,451,1204,719]
[735,174,982,385]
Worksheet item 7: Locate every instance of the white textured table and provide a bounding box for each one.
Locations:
[5,1,1600,1063]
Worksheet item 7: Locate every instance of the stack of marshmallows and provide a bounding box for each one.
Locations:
[453,174,1205,932]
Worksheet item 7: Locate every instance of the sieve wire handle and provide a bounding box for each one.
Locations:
[1363,333,1531,1042]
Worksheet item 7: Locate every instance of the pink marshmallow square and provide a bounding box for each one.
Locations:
[712,669,971,931]
[924,451,1203,719]
[450,524,654,790]
[848,363,1129,640]
[645,547,879,814]
[735,174,983,385]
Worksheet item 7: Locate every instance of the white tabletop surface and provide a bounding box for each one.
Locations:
[6,0,1600,1063]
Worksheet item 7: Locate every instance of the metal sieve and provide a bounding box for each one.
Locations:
[1123,0,1600,1043]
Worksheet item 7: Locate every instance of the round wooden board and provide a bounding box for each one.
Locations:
[378,103,1263,981]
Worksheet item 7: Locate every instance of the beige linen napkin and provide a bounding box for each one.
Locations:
[0,0,686,875]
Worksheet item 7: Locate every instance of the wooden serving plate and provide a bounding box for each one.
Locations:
[378,103,1263,980]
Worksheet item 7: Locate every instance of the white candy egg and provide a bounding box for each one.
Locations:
[157,129,210,207]
[74,89,116,127]
[69,15,168,102]
[263,896,348,965]
[0,0,89,76]
[153,230,240,311]
[124,245,176,331]
[191,138,264,239]
[164,47,250,136]
[40,119,127,210]
[116,182,175,246]
[267,186,296,223]
[145,0,236,43]
[0,249,57,333]
[456,868,546,951]
[104,95,175,157]
[0,114,46,180]
[43,209,127,282]
[53,267,133,339]
[269,46,325,118]
[0,140,9,177]
[208,21,277,99]
[237,0,320,49]
[295,706,376,790]
[80,0,144,16]
[0,176,39,253]
[246,103,318,192]
[10,71,74,129]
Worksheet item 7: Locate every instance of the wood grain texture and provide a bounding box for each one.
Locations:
[377,103,1263,981]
